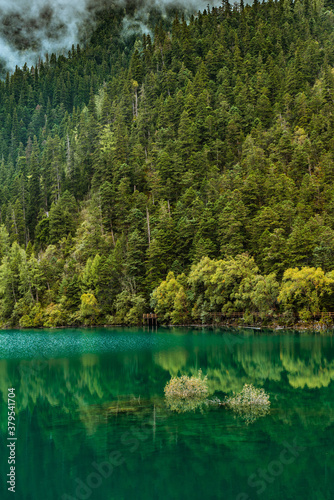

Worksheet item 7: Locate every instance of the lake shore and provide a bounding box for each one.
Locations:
[1,319,333,332]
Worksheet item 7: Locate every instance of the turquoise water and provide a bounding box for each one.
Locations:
[0,327,333,500]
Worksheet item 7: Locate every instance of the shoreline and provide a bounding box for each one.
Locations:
[1,321,333,332]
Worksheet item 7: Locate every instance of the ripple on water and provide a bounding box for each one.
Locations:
[0,327,207,360]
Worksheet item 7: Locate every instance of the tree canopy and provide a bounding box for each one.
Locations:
[1,1,334,325]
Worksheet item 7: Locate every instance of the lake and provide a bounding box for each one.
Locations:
[0,327,333,500]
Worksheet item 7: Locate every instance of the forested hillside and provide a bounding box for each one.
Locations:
[2,0,334,327]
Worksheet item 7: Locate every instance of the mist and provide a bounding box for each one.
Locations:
[0,0,217,73]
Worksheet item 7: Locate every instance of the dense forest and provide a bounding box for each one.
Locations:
[2,0,334,327]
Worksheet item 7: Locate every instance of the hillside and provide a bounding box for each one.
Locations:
[1,1,334,327]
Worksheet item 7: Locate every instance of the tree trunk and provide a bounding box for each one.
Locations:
[146,207,151,247]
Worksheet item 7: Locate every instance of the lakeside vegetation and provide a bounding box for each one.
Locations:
[152,256,334,327]
[2,1,334,327]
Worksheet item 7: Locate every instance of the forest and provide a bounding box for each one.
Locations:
[1,0,334,326]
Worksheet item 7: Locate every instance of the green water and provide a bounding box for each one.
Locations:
[0,327,333,500]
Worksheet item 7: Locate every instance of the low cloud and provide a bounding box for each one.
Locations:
[0,0,217,72]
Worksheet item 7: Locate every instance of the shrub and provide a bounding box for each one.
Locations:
[19,315,33,328]
[18,303,44,328]
[164,370,209,412]
[298,308,312,322]
[165,370,208,399]
[278,309,295,327]
[43,303,66,327]
[80,293,100,324]
[114,291,147,325]
[278,267,334,317]
[225,384,270,424]
[151,272,189,324]
[243,312,254,324]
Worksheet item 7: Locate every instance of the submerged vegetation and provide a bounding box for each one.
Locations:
[225,384,271,424]
[2,2,334,325]
[164,373,271,422]
[164,370,209,412]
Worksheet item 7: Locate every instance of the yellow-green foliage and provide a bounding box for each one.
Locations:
[82,255,101,291]
[278,267,334,316]
[80,293,100,319]
[19,315,33,328]
[18,303,43,328]
[166,255,278,322]
[236,273,280,316]
[152,259,334,324]
[43,303,66,328]
[151,272,190,324]
[30,303,43,327]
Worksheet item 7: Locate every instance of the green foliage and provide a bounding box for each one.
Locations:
[19,315,33,328]
[237,273,280,316]
[186,255,261,322]
[80,293,101,324]
[19,303,44,328]
[113,290,147,325]
[278,267,334,315]
[43,303,67,328]
[48,191,77,244]
[3,2,334,325]
[151,271,190,324]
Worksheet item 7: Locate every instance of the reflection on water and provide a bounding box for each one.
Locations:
[0,327,333,499]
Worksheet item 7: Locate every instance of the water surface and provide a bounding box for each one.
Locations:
[0,327,333,500]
